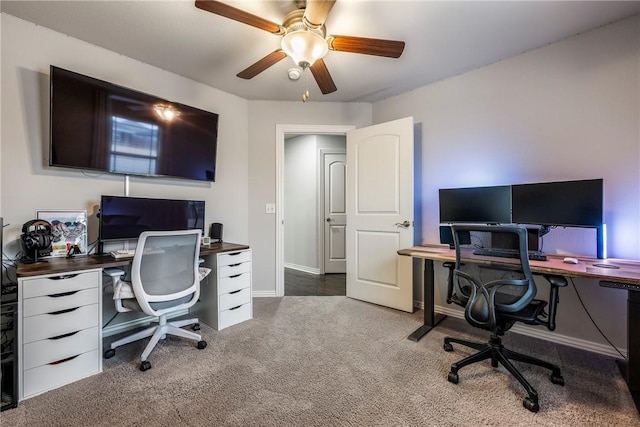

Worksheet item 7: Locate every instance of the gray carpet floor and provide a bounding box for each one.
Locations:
[2,296,638,426]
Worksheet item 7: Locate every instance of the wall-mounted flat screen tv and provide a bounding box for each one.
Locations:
[50,66,218,182]
[439,185,512,224]
[511,179,603,227]
[99,195,205,242]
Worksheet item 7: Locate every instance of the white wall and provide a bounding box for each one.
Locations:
[284,134,318,271]
[373,15,640,353]
[247,101,371,294]
[1,14,249,251]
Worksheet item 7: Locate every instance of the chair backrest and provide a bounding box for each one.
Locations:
[450,224,536,330]
[130,229,201,317]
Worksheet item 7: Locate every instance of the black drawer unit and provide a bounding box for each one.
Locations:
[1,294,18,411]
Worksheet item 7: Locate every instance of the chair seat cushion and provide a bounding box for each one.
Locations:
[113,280,135,300]
[501,299,547,324]
[122,294,194,312]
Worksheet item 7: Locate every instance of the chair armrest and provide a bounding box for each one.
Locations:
[104,267,134,313]
[541,274,568,331]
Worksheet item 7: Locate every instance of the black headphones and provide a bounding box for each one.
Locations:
[21,219,53,254]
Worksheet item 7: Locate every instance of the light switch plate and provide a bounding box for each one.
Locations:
[265,203,276,214]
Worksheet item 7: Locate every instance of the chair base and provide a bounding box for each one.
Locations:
[106,315,203,367]
[444,334,564,412]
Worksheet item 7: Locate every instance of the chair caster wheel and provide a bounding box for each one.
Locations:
[197,340,207,350]
[192,323,201,331]
[447,371,459,384]
[443,342,453,352]
[551,374,565,386]
[140,360,152,371]
[104,349,116,359]
[523,397,539,412]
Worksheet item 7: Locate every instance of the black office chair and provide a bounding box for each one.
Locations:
[443,224,567,412]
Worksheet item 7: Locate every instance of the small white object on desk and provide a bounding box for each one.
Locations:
[110,249,135,259]
[563,257,579,264]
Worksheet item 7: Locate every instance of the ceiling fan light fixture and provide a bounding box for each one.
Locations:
[281,29,328,69]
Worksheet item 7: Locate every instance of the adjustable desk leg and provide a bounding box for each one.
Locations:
[618,290,640,410]
[408,258,446,341]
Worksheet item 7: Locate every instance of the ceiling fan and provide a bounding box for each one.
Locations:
[195,0,405,96]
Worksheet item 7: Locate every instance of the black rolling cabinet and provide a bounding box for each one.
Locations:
[1,293,18,411]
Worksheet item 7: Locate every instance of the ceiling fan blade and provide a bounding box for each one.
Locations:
[328,35,405,58]
[195,0,283,34]
[310,59,337,94]
[303,0,336,29]
[237,51,287,79]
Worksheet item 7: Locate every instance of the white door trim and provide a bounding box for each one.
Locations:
[276,124,355,297]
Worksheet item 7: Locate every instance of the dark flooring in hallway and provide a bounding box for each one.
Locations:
[284,268,346,296]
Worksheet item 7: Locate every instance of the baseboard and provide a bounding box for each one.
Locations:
[284,263,321,275]
[252,290,277,297]
[102,309,190,338]
[414,301,628,359]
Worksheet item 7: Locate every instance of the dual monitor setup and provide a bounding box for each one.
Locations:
[98,195,221,254]
[438,178,605,258]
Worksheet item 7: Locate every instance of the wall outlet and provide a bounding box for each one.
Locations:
[265,203,276,214]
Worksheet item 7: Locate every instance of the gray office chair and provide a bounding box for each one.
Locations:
[104,229,207,371]
[444,224,566,412]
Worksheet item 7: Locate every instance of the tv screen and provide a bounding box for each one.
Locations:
[511,179,603,227]
[50,66,218,182]
[100,195,205,242]
[439,185,512,224]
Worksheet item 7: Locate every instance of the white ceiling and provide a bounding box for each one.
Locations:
[2,1,639,103]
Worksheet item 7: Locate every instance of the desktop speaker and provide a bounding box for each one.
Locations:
[210,223,223,243]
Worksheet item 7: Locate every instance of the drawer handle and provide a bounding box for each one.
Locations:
[49,274,79,281]
[49,331,79,340]
[48,307,79,315]
[50,354,80,365]
[229,305,242,311]
[229,263,241,267]
[229,274,242,279]
[49,290,79,298]
[228,252,242,256]
[229,289,242,295]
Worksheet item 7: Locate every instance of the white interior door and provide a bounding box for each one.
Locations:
[346,117,414,312]
[324,152,347,273]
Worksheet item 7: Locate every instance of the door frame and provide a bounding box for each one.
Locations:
[275,124,355,297]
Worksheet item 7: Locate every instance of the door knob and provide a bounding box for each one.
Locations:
[326,218,333,222]
[395,220,411,228]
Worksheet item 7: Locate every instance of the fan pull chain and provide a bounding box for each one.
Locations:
[302,68,310,102]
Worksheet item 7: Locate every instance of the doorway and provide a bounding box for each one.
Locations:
[276,124,355,297]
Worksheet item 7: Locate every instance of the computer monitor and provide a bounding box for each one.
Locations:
[439,185,512,224]
[99,195,205,243]
[511,179,603,227]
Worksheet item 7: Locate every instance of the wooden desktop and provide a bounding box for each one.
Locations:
[16,242,249,277]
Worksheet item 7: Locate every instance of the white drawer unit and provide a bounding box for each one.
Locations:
[194,249,252,330]
[18,268,102,400]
